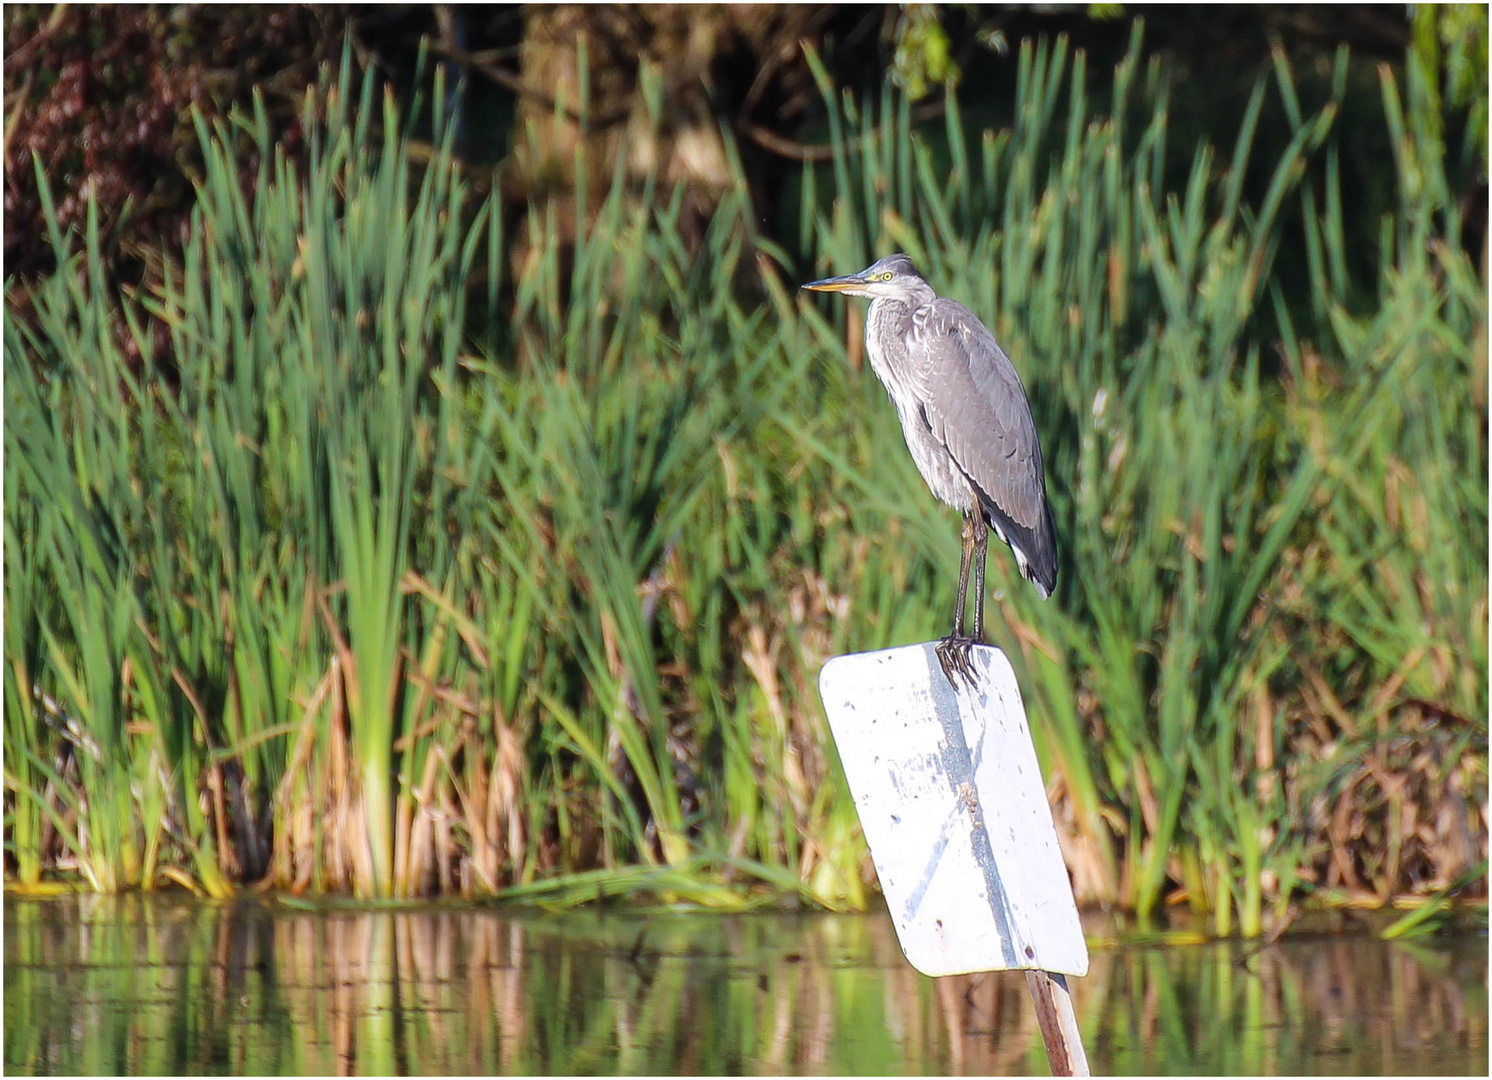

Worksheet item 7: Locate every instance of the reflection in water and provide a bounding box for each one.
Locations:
[3,895,1486,1075]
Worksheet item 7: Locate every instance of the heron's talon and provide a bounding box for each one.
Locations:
[936,635,981,691]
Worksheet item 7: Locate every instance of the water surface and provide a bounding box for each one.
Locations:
[4,894,1485,1074]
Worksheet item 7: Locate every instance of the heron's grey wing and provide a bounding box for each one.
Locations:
[907,299,1050,532]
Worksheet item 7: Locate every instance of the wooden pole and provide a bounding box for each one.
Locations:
[1025,970,1089,1076]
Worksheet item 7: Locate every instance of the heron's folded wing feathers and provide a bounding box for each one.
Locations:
[907,299,1048,531]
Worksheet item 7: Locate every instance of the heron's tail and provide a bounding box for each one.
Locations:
[980,494,1058,600]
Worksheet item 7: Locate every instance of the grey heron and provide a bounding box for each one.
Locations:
[802,253,1058,686]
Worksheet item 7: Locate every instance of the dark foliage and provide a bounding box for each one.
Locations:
[1,4,1432,299]
[3,5,339,284]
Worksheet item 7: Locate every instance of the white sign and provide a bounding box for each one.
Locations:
[820,642,1088,978]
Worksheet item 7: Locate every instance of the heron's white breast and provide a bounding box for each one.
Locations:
[864,299,978,514]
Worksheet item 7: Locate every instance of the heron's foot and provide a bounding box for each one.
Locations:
[936,634,981,690]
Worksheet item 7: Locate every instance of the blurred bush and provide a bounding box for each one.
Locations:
[3,5,336,281]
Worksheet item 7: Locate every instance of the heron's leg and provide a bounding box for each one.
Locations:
[937,514,979,689]
[970,513,989,642]
[951,512,975,638]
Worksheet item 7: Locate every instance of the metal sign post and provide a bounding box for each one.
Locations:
[819,642,1089,1076]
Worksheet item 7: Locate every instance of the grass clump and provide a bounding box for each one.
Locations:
[4,30,1485,928]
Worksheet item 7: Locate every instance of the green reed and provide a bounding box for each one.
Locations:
[3,32,1484,924]
[793,28,1484,930]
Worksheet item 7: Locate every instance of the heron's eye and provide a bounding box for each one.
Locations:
[880,271,893,281]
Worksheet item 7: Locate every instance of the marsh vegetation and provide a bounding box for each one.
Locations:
[3,28,1485,936]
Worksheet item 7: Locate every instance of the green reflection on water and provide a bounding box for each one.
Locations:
[3,895,1486,1075]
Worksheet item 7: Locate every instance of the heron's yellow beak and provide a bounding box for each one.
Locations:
[800,273,867,292]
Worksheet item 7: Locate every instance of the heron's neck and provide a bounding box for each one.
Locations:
[866,295,913,327]
[864,297,918,402]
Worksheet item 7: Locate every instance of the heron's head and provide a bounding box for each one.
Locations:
[801,253,934,303]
